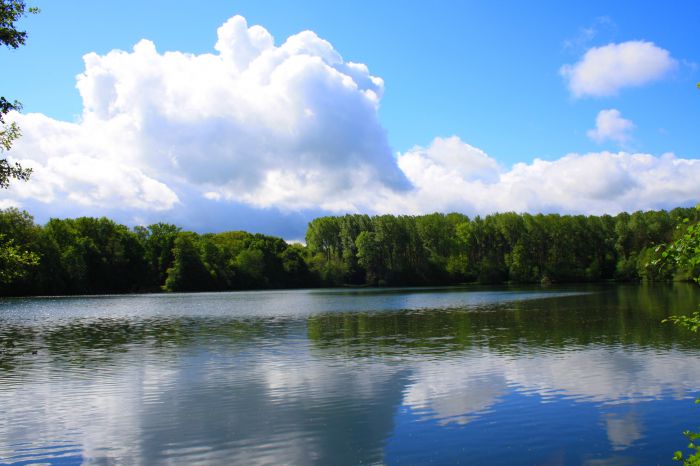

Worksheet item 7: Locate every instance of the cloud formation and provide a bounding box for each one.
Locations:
[587,109,635,145]
[560,41,677,97]
[6,15,407,217]
[388,137,700,216]
[6,112,179,211]
[2,17,698,237]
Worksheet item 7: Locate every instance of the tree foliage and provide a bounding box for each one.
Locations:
[0,206,698,296]
[0,207,38,285]
[0,0,37,188]
[660,216,700,285]
[653,206,700,465]
[0,0,39,48]
[307,209,698,287]
[134,222,180,288]
[0,233,37,282]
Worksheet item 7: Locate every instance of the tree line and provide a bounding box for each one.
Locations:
[0,207,698,296]
[0,209,315,295]
[306,208,700,286]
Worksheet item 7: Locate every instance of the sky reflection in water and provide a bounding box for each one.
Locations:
[0,284,699,465]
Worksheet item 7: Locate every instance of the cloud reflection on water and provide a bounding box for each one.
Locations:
[1,286,699,464]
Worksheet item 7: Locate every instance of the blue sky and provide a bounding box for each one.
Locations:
[1,1,699,238]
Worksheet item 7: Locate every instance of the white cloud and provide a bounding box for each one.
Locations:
[403,353,507,425]
[2,17,698,237]
[560,41,677,97]
[5,110,179,212]
[587,108,635,145]
[382,137,700,217]
[402,346,700,428]
[5,15,407,217]
[0,198,21,209]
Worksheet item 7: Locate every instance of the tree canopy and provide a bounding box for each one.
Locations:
[2,207,698,296]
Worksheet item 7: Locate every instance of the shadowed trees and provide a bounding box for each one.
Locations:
[0,207,698,296]
[307,209,700,287]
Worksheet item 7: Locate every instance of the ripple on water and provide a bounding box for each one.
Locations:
[1,285,700,465]
[0,441,83,465]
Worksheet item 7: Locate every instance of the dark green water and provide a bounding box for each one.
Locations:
[0,284,699,465]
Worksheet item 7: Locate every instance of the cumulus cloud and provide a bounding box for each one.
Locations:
[1,17,698,237]
[383,137,700,217]
[587,109,635,145]
[5,111,179,211]
[560,41,677,97]
[5,15,407,220]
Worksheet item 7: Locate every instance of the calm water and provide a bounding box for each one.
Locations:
[1,284,699,465]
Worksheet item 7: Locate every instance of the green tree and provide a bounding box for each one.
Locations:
[1,1,38,188]
[657,206,700,465]
[134,223,181,288]
[660,208,700,331]
[35,217,147,294]
[0,0,38,47]
[279,244,314,288]
[338,214,372,284]
[0,208,39,289]
[235,248,266,287]
[356,230,382,285]
[0,233,37,283]
[164,232,211,292]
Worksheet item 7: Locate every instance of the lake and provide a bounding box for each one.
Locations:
[1,284,699,465]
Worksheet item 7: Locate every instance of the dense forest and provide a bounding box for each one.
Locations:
[0,207,698,296]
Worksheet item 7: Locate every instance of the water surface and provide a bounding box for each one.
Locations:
[1,284,699,465]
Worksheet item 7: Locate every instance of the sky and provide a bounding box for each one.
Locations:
[1,0,699,239]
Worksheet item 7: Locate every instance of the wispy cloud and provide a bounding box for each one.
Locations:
[562,16,617,52]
